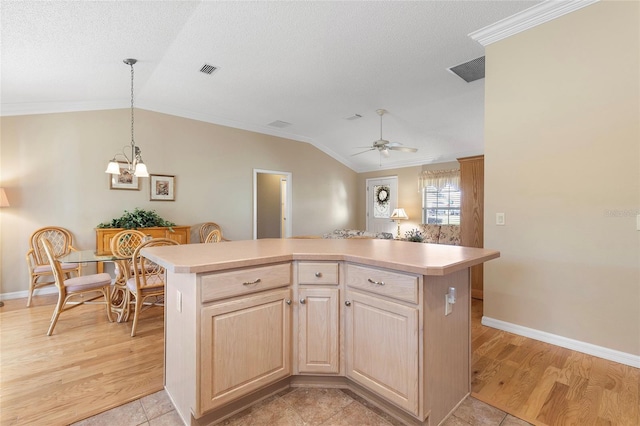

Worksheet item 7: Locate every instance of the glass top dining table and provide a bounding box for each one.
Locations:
[58,250,132,322]
[58,250,128,263]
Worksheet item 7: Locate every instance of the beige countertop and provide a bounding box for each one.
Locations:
[141,238,499,276]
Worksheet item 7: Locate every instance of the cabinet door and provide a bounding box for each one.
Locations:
[297,287,339,374]
[164,226,190,244]
[345,290,419,416]
[199,288,291,414]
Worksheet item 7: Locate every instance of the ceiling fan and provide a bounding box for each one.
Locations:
[352,109,418,158]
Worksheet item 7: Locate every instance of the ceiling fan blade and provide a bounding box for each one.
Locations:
[351,148,375,156]
[388,146,418,153]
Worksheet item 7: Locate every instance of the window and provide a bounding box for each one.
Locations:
[422,184,461,225]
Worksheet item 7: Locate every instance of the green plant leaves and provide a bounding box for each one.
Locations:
[96,208,176,231]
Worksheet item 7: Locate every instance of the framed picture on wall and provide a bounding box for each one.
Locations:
[109,162,139,190]
[150,174,175,201]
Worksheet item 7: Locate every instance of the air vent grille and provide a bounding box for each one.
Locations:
[345,114,363,121]
[199,63,218,75]
[448,56,485,83]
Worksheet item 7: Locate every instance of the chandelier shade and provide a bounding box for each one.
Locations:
[105,58,149,178]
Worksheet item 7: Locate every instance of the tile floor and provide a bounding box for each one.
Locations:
[72,387,532,426]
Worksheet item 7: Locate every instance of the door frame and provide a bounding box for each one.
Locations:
[253,169,292,239]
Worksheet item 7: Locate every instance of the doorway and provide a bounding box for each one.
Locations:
[253,169,292,239]
[365,176,398,235]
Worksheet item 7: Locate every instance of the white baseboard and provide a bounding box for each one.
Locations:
[0,287,58,301]
[482,316,640,369]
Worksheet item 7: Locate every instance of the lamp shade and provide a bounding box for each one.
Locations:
[134,161,149,177]
[390,208,408,220]
[0,188,10,207]
[105,160,121,175]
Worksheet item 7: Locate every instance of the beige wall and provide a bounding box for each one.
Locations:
[356,161,459,236]
[0,109,358,295]
[484,1,640,355]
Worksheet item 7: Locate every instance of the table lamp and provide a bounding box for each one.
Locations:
[390,208,409,237]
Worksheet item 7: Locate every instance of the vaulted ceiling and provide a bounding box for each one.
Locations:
[1,1,542,172]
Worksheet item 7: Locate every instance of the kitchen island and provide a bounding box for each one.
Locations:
[142,238,499,426]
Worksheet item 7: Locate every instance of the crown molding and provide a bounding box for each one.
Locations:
[469,0,599,46]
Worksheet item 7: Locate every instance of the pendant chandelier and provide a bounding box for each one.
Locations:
[105,58,149,178]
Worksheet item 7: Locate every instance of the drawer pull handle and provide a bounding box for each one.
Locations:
[242,278,261,286]
[367,278,385,286]
[315,272,322,278]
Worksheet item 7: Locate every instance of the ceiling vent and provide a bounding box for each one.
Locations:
[344,114,363,121]
[268,120,292,128]
[448,56,485,83]
[199,63,218,75]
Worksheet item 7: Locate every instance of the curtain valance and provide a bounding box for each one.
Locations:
[418,168,460,191]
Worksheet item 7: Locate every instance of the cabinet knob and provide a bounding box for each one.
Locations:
[345,301,351,307]
[286,299,291,305]
[315,272,322,278]
[300,298,306,304]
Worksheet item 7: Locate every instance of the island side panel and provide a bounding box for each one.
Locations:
[164,271,198,425]
[423,268,470,426]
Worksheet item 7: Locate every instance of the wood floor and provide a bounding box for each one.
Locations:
[0,293,164,425]
[0,294,638,425]
[470,301,640,426]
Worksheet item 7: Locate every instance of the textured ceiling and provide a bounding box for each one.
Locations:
[1,1,541,172]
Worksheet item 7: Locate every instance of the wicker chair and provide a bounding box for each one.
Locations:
[198,222,229,242]
[204,229,222,243]
[127,238,179,337]
[109,229,148,322]
[110,230,148,281]
[40,237,113,335]
[25,226,82,307]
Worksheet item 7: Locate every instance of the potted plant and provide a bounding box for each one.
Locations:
[97,208,176,230]
[404,228,424,242]
[94,208,189,256]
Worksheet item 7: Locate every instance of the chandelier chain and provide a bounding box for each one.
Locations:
[130,62,135,147]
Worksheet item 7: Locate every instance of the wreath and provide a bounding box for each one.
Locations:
[375,185,390,206]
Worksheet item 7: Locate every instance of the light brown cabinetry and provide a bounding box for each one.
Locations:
[199,287,291,412]
[458,155,484,299]
[194,263,292,416]
[295,262,341,375]
[152,239,498,426]
[344,264,421,417]
[95,226,191,255]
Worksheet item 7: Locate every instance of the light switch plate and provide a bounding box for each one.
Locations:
[496,213,505,226]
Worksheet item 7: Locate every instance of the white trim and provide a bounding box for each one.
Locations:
[0,287,58,301]
[482,316,640,368]
[469,0,600,46]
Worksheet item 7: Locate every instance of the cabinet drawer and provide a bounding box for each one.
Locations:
[298,262,339,285]
[201,263,291,303]
[345,264,419,304]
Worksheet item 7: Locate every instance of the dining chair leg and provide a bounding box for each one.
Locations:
[130,296,143,337]
[47,296,65,336]
[103,286,114,323]
[26,279,37,307]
